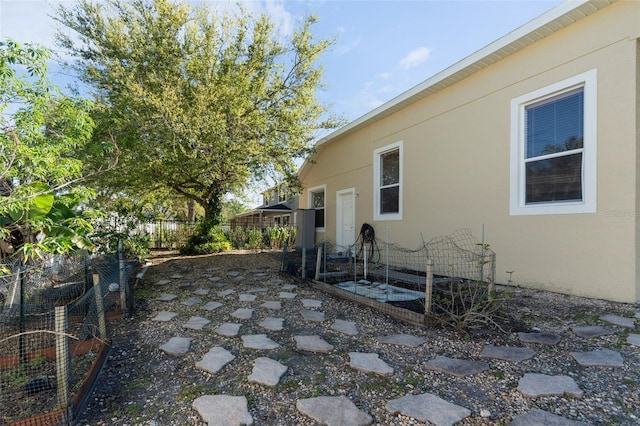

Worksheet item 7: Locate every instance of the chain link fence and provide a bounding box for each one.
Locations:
[0,247,141,425]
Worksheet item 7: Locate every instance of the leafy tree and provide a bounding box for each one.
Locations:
[0,39,109,261]
[221,198,249,223]
[55,0,342,225]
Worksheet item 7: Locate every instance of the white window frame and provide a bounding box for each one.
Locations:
[278,187,287,203]
[308,184,326,232]
[510,69,597,216]
[373,141,403,221]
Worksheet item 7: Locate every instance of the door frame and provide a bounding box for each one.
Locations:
[336,187,356,250]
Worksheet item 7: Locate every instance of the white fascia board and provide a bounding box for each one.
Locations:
[310,0,605,152]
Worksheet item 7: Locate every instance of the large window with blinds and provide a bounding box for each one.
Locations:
[510,70,597,215]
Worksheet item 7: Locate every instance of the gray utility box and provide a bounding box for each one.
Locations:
[296,209,316,250]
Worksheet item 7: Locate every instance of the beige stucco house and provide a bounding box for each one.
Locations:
[299,0,640,303]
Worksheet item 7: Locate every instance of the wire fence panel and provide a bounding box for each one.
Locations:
[0,250,139,425]
[282,227,495,327]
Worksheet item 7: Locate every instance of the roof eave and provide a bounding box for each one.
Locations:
[299,0,615,179]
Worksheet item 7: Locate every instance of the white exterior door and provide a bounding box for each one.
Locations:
[336,188,356,251]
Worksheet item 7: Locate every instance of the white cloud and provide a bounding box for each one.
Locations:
[378,72,392,80]
[335,35,361,56]
[263,0,294,37]
[399,46,431,70]
[359,81,385,110]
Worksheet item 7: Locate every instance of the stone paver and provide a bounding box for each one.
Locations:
[183,316,211,330]
[259,317,284,331]
[260,301,282,310]
[297,395,373,426]
[170,274,183,279]
[192,395,253,425]
[349,352,393,376]
[193,288,210,296]
[227,271,240,277]
[332,319,358,335]
[282,284,297,290]
[242,334,280,350]
[181,297,202,306]
[231,308,254,320]
[195,346,235,374]
[301,298,323,308]
[386,393,471,426]
[518,332,561,345]
[208,276,222,282]
[600,314,636,328]
[202,301,223,311]
[302,309,325,322]
[152,311,179,322]
[157,293,178,301]
[480,345,536,362]
[571,325,614,338]
[270,279,284,285]
[511,408,588,425]
[279,291,297,299]
[425,356,489,377]
[156,279,171,286]
[215,322,242,337]
[159,336,192,356]
[378,333,426,348]
[295,335,334,353]
[569,349,623,367]
[248,357,288,386]
[627,334,640,346]
[218,289,236,297]
[239,293,257,302]
[517,373,583,398]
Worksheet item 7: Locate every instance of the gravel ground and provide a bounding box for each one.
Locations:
[76,250,640,425]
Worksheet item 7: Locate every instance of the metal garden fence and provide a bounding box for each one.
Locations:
[0,246,142,425]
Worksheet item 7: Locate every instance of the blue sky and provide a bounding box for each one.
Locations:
[1,0,564,202]
[2,0,564,122]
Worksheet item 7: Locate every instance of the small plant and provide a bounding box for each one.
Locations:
[429,242,506,331]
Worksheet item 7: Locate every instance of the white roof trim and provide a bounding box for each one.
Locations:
[299,0,615,177]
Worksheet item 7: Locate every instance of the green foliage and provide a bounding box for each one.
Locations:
[90,213,151,261]
[0,39,103,262]
[180,220,231,255]
[56,0,344,221]
[226,227,264,250]
[265,226,296,249]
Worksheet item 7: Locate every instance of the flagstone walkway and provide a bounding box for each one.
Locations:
[146,262,640,426]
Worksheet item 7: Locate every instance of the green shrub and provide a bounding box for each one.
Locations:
[246,228,264,249]
[264,226,296,249]
[180,222,231,255]
[225,227,264,250]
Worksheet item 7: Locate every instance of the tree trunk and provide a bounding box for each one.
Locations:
[203,190,223,226]
[187,200,195,222]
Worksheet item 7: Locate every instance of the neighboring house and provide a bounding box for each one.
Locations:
[231,186,298,228]
[299,0,640,303]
